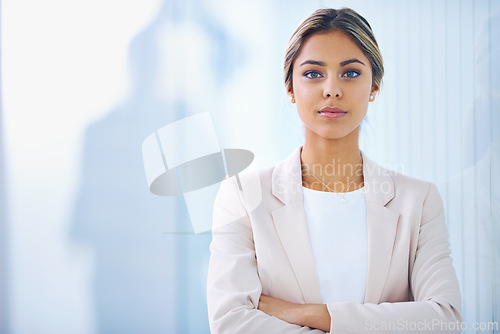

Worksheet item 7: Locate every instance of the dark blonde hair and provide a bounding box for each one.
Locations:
[284,8,384,93]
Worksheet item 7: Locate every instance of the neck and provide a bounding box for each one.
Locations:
[300,127,364,192]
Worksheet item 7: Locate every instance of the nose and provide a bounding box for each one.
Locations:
[323,77,341,99]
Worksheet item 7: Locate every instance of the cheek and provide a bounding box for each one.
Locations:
[293,79,316,103]
[348,83,372,105]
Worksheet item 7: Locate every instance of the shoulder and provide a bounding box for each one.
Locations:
[386,168,434,194]
[222,146,301,196]
[364,152,433,194]
[218,146,302,214]
[221,165,274,191]
[361,152,442,213]
[217,165,275,214]
[380,166,444,218]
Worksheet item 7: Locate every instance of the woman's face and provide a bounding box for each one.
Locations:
[290,30,377,141]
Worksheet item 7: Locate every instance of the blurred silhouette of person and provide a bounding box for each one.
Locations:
[69,0,245,332]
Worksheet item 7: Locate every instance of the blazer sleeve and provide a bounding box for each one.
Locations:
[325,182,463,333]
[207,176,327,334]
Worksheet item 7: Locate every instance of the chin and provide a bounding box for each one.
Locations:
[318,126,360,140]
[314,131,350,140]
[304,124,357,140]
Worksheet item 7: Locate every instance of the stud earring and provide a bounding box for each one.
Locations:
[369,95,375,102]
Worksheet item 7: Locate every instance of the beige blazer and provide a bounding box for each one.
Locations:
[207,146,462,333]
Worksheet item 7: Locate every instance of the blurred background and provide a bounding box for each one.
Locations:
[1,0,499,333]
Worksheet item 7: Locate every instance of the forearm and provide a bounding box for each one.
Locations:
[258,294,331,332]
[299,304,331,332]
[211,307,327,334]
[326,300,461,333]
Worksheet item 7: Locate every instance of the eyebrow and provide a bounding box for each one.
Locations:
[299,58,366,67]
[340,58,365,66]
[299,60,326,67]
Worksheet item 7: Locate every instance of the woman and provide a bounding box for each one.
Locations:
[207,7,462,333]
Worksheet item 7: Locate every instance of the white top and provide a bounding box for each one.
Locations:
[302,185,367,303]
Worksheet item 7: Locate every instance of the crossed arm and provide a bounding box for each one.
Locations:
[207,177,330,333]
[207,177,462,333]
[258,294,331,332]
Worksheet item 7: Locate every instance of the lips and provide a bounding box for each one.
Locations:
[319,106,346,113]
[318,106,347,119]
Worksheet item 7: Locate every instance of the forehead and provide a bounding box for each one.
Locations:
[295,30,369,65]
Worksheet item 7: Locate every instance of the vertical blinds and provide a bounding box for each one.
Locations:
[350,0,500,327]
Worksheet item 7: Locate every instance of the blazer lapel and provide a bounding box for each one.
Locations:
[271,146,322,304]
[361,152,400,304]
[270,146,400,305]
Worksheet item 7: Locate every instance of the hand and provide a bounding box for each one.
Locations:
[257,294,303,325]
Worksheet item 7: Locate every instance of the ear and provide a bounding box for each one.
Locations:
[288,88,295,104]
[369,85,380,102]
